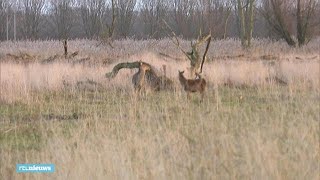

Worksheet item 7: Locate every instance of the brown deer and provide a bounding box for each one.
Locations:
[132,62,152,94]
[178,70,207,102]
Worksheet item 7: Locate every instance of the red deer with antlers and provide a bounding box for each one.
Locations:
[178,70,207,102]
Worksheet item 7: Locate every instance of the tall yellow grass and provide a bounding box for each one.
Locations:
[0,39,319,179]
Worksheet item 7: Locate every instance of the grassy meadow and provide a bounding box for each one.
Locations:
[0,38,319,179]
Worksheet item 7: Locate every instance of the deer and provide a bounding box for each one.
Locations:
[178,70,207,102]
[132,61,152,94]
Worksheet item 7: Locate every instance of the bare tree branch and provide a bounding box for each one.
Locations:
[163,18,211,77]
[162,19,191,60]
[200,34,211,74]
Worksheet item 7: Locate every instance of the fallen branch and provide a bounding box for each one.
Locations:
[67,51,79,59]
[105,61,142,79]
[6,52,35,60]
[42,54,59,64]
[6,53,20,59]
[105,61,174,91]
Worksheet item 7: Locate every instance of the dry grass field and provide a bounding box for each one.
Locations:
[0,38,319,179]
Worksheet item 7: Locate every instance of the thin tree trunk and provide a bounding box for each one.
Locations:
[63,40,68,58]
[247,0,255,47]
[297,0,303,46]
[223,8,232,39]
[237,0,246,47]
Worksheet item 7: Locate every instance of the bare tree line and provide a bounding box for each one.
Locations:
[261,0,318,46]
[50,0,74,40]
[0,0,319,47]
[0,0,12,40]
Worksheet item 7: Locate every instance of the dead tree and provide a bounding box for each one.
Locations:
[105,61,174,91]
[163,19,211,78]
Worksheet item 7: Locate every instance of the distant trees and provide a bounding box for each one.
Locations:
[296,0,317,46]
[0,0,11,40]
[79,0,137,39]
[116,0,136,38]
[103,0,116,40]
[172,0,196,38]
[0,0,319,45]
[20,0,45,40]
[234,0,256,48]
[140,0,168,38]
[197,0,232,38]
[169,0,234,39]
[262,0,318,47]
[50,0,74,40]
[80,0,106,38]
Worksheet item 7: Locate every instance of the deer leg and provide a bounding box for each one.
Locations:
[200,92,204,103]
[136,86,140,93]
[134,85,142,98]
[187,92,190,100]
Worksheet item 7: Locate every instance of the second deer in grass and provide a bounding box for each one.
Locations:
[178,70,207,102]
[132,62,151,94]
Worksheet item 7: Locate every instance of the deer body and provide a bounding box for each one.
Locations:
[179,71,206,102]
[132,62,151,93]
[132,62,176,94]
